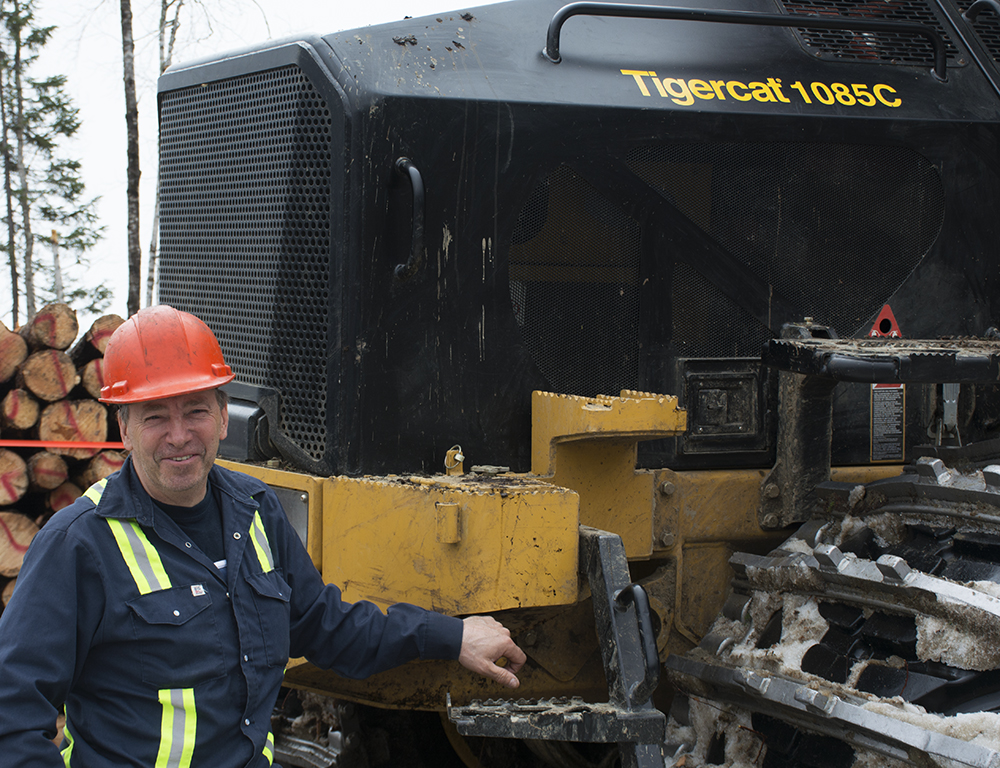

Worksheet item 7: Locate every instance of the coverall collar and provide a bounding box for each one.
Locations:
[94,455,262,525]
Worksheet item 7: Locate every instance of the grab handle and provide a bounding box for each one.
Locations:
[543,2,947,81]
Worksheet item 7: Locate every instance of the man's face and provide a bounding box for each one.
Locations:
[119,390,229,507]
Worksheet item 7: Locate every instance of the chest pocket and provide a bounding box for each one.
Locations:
[107,516,227,688]
[246,570,291,667]
[246,509,290,667]
[127,587,226,687]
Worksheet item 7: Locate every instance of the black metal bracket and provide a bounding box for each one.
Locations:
[759,327,1000,529]
[763,337,1000,383]
[393,157,425,281]
[543,2,948,81]
[447,526,666,767]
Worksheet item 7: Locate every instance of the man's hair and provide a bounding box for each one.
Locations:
[117,388,230,424]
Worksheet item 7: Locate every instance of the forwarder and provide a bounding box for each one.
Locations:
[156,0,1000,765]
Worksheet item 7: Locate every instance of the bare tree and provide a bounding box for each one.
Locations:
[0,59,17,326]
[8,0,35,319]
[145,0,185,307]
[119,0,140,317]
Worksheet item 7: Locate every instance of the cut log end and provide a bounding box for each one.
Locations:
[20,303,79,351]
[1,388,40,431]
[79,359,106,401]
[78,450,125,489]
[19,350,79,402]
[0,511,39,577]
[27,451,69,491]
[38,401,108,459]
[0,449,29,505]
[0,322,29,383]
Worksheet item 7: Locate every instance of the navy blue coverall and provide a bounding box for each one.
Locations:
[0,457,464,767]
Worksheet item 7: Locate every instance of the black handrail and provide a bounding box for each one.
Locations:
[614,583,660,707]
[964,0,1000,23]
[543,2,948,81]
[394,157,425,281]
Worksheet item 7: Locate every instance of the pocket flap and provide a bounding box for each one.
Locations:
[128,586,212,626]
[246,570,290,603]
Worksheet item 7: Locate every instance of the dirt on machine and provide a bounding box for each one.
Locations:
[156,0,1000,766]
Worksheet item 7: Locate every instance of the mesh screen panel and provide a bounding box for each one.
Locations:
[158,65,333,463]
[509,166,642,397]
[779,0,960,66]
[627,142,944,357]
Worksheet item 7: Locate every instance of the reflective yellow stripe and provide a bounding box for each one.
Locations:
[263,731,275,765]
[83,478,108,506]
[60,719,75,767]
[249,510,274,573]
[107,518,172,595]
[155,688,197,768]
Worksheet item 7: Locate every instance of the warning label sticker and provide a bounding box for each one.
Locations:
[871,383,905,462]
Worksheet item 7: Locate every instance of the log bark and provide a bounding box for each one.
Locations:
[0,449,28,505]
[18,349,79,402]
[1,388,39,430]
[0,511,38,577]
[0,320,28,383]
[26,451,68,491]
[37,400,108,459]
[78,358,106,401]
[77,450,125,489]
[69,313,125,365]
[18,303,79,351]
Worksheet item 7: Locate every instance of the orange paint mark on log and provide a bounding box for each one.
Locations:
[33,467,67,478]
[50,351,70,397]
[0,474,23,507]
[0,516,29,553]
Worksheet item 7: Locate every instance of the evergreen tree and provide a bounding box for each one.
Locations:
[0,0,107,324]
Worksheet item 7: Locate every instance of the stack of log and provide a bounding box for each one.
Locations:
[0,304,126,615]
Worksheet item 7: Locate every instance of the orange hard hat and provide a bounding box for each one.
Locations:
[99,305,234,404]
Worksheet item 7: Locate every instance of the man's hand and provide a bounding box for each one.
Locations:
[458,615,527,689]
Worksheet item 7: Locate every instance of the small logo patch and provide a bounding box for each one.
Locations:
[191,584,206,597]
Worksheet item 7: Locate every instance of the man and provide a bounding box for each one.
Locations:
[0,305,525,767]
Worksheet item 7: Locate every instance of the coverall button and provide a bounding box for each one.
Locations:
[245,719,251,726]
[184,542,192,548]
[234,532,241,539]
[173,610,180,617]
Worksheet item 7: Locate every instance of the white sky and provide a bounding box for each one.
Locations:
[3,0,493,330]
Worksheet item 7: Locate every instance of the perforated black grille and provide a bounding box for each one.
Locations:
[509,166,642,397]
[779,0,960,66]
[627,142,944,357]
[158,65,333,463]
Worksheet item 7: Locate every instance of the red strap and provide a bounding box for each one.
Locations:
[0,440,125,450]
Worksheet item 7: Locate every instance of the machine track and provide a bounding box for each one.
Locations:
[664,457,1000,768]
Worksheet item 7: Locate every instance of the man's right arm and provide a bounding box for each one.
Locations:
[0,522,102,766]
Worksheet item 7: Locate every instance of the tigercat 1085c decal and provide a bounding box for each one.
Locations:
[621,70,902,107]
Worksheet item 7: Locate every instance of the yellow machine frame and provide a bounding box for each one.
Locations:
[224,390,900,710]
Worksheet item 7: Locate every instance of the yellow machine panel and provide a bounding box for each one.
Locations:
[322,474,580,615]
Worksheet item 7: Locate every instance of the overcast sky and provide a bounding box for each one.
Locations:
[2,0,495,329]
